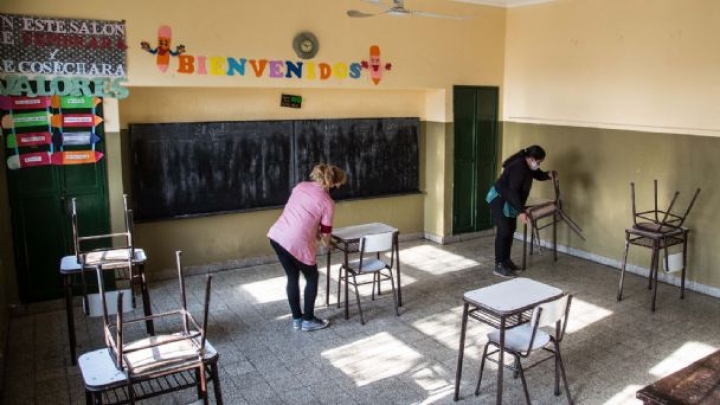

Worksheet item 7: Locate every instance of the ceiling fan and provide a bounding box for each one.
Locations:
[347,0,471,20]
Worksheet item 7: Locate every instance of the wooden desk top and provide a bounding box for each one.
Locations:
[637,349,720,405]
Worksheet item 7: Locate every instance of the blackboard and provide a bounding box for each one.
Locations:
[129,117,419,221]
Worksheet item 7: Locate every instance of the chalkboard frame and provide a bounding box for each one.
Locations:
[128,117,420,222]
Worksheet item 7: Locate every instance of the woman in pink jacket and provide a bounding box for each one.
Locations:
[268,164,347,331]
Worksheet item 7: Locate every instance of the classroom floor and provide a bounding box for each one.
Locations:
[2,235,719,404]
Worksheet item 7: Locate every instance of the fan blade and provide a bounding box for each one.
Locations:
[411,10,472,20]
[347,9,380,18]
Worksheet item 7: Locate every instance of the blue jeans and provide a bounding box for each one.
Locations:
[269,239,319,321]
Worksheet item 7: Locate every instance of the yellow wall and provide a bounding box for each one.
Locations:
[0,0,506,279]
[503,0,720,291]
[504,0,720,137]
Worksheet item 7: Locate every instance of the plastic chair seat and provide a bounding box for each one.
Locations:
[346,258,387,273]
[60,249,148,274]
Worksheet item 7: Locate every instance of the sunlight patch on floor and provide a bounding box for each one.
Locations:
[565,297,613,334]
[322,331,424,386]
[412,307,468,350]
[238,276,288,303]
[399,245,480,275]
[649,341,717,378]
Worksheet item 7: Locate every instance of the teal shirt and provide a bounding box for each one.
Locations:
[486,186,521,218]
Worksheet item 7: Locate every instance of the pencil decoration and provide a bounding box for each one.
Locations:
[0,95,52,111]
[50,95,102,110]
[60,131,102,146]
[51,113,103,129]
[6,152,53,170]
[50,150,104,165]
[6,132,53,148]
[2,111,52,129]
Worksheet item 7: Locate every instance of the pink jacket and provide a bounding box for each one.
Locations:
[268,181,335,265]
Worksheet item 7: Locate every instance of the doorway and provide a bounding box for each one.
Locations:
[452,86,498,234]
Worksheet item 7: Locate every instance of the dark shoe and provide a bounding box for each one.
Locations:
[505,260,520,271]
[493,263,516,278]
[301,317,330,331]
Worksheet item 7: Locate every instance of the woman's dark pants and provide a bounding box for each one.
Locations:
[269,239,319,321]
[490,197,517,265]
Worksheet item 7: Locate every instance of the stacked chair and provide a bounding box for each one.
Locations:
[78,250,223,404]
[617,180,701,311]
[61,194,154,365]
[522,176,585,270]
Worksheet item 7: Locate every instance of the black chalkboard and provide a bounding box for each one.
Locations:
[129,118,419,221]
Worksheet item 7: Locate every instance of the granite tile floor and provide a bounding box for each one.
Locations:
[3,235,720,404]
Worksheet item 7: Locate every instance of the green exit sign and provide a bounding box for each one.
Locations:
[281,94,302,108]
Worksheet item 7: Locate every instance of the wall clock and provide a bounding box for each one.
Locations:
[293,32,319,59]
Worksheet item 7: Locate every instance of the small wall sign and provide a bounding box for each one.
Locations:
[281,94,302,109]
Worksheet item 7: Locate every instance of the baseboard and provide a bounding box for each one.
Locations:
[424,229,494,245]
[516,232,720,299]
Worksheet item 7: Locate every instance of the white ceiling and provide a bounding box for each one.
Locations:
[450,0,555,7]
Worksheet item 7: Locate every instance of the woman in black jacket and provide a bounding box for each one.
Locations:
[486,145,556,277]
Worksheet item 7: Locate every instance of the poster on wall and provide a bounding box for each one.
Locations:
[0,13,128,99]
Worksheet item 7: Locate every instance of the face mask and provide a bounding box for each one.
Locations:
[529,161,540,171]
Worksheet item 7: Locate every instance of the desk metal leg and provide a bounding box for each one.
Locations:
[395,236,402,307]
[64,274,78,365]
[553,213,558,262]
[454,303,469,401]
[522,224,528,270]
[681,232,688,299]
[325,249,332,307]
[618,231,630,301]
[343,248,350,319]
[651,240,660,312]
[497,316,506,404]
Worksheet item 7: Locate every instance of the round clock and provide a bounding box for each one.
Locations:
[293,32,319,59]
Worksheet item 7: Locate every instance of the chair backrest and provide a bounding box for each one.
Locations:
[357,230,396,271]
[522,294,573,355]
[630,181,701,231]
[360,231,395,254]
[552,175,561,206]
[72,194,135,265]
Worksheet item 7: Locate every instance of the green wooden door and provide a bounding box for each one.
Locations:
[452,86,498,234]
[7,152,109,303]
[5,104,109,303]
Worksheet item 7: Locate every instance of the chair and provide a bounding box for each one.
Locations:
[338,230,399,325]
[62,194,154,365]
[617,180,701,311]
[522,176,585,270]
[78,250,223,404]
[475,294,573,405]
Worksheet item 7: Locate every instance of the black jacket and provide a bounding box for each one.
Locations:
[493,154,551,213]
